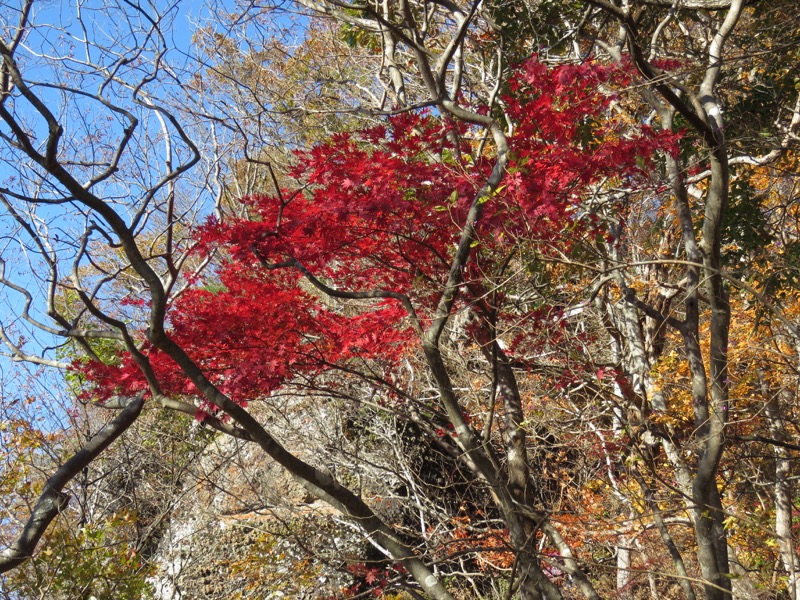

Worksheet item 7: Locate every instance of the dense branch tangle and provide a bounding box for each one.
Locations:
[0,0,519,598]
[2,0,800,599]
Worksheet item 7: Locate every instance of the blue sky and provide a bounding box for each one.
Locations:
[0,0,313,424]
[0,0,222,417]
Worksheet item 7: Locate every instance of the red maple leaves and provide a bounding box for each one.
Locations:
[77,58,675,417]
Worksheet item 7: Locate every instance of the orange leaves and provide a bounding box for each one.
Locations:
[443,517,516,571]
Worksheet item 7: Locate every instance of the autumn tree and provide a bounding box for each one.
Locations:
[2,0,800,599]
[496,1,800,599]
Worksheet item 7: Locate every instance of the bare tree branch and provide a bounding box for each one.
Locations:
[0,392,145,574]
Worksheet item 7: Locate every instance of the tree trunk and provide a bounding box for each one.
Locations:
[766,391,800,600]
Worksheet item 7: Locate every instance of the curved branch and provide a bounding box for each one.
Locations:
[101,393,255,441]
[0,392,145,574]
[587,0,716,145]
[252,251,424,335]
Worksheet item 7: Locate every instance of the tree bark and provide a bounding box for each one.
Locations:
[0,393,144,573]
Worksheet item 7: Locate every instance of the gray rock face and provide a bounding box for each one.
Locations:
[148,393,403,599]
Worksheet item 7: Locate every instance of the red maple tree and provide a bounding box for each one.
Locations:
[81,58,671,421]
[62,55,682,600]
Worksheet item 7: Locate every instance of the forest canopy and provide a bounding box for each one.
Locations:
[1,1,800,599]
